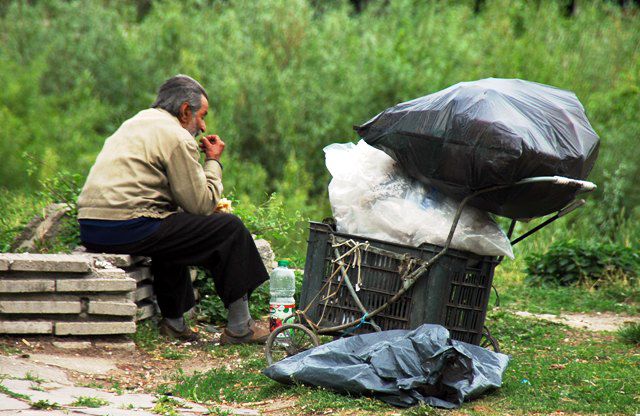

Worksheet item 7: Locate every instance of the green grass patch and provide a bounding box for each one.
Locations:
[293,385,391,413]
[30,399,61,410]
[152,395,186,416]
[22,372,45,384]
[0,344,22,356]
[70,396,110,408]
[130,320,161,352]
[160,348,191,360]
[0,383,31,401]
[164,310,639,415]
[479,311,640,415]
[492,263,639,315]
[617,322,640,345]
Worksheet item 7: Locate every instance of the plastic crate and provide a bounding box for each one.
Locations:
[299,222,501,345]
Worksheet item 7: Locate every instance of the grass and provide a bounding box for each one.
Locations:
[0,383,31,401]
[159,307,639,415]
[130,319,161,352]
[146,248,640,415]
[492,260,640,315]
[160,347,191,360]
[482,311,639,414]
[617,322,640,345]
[23,372,45,384]
[0,344,22,355]
[30,399,61,410]
[70,396,110,408]
[152,395,185,416]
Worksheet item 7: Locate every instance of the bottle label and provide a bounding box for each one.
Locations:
[269,303,295,332]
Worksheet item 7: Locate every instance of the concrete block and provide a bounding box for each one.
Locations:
[93,267,128,278]
[136,303,157,321]
[135,284,154,302]
[52,341,92,350]
[88,301,137,316]
[0,279,55,293]
[0,253,91,273]
[55,321,136,335]
[0,258,8,271]
[0,393,31,411]
[56,278,136,293]
[76,253,150,268]
[89,253,135,268]
[0,300,81,314]
[94,341,136,351]
[0,320,53,334]
[127,267,152,283]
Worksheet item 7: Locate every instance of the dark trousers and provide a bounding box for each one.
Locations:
[83,213,269,319]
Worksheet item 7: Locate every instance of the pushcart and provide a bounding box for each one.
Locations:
[265,176,596,365]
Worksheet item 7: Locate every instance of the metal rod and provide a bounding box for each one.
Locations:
[506,219,517,240]
[333,246,382,332]
[510,214,560,246]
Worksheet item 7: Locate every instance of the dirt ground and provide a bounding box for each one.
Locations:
[1,311,636,415]
[513,310,640,332]
[0,329,322,415]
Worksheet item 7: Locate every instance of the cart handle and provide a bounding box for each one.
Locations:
[509,176,596,193]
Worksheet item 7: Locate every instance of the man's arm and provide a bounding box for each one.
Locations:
[165,137,223,215]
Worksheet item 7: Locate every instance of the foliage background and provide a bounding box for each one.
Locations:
[1,0,639,263]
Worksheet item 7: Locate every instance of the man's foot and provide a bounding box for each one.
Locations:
[159,319,200,342]
[219,319,270,345]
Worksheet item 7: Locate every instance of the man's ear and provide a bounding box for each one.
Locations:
[178,102,192,123]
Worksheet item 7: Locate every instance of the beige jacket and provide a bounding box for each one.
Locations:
[78,108,222,220]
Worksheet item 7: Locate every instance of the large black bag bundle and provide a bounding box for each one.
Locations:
[355,78,600,219]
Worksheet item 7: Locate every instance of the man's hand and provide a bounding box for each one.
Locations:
[199,134,225,161]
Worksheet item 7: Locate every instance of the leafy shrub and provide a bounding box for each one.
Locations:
[195,267,303,324]
[617,322,640,345]
[525,240,640,287]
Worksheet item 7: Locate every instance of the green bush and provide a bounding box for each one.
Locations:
[2,0,640,259]
[524,240,640,287]
[617,322,640,345]
[195,268,303,324]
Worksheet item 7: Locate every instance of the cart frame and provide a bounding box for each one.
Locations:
[265,176,596,365]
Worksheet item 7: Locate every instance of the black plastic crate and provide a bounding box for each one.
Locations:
[300,222,501,345]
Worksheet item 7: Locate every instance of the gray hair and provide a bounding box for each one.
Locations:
[151,74,208,117]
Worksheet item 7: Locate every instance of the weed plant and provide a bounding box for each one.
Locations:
[617,322,640,345]
[70,396,109,408]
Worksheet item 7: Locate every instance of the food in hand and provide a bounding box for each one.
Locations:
[215,197,233,213]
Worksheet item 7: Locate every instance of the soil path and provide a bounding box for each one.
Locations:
[514,311,639,331]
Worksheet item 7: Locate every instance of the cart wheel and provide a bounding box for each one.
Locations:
[265,323,320,366]
[480,326,500,353]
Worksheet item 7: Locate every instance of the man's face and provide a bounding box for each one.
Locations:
[184,95,209,137]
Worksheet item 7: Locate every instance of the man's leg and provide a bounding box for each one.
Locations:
[84,212,269,342]
[151,262,195,319]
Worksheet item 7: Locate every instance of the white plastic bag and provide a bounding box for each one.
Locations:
[324,141,514,258]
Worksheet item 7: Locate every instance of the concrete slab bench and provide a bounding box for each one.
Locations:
[0,253,157,336]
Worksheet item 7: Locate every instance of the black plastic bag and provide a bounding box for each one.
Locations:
[263,324,509,408]
[355,78,600,219]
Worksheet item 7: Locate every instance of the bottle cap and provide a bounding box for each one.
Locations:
[277,260,290,267]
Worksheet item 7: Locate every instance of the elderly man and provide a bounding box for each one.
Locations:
[77,75,270,344]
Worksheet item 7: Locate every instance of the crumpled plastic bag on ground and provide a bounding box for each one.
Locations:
[263,324,510,408]
[325,141,514,258]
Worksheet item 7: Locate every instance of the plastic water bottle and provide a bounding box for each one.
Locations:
[269,260,296,332]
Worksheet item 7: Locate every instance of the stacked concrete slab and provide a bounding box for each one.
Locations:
[0,253,154,336]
